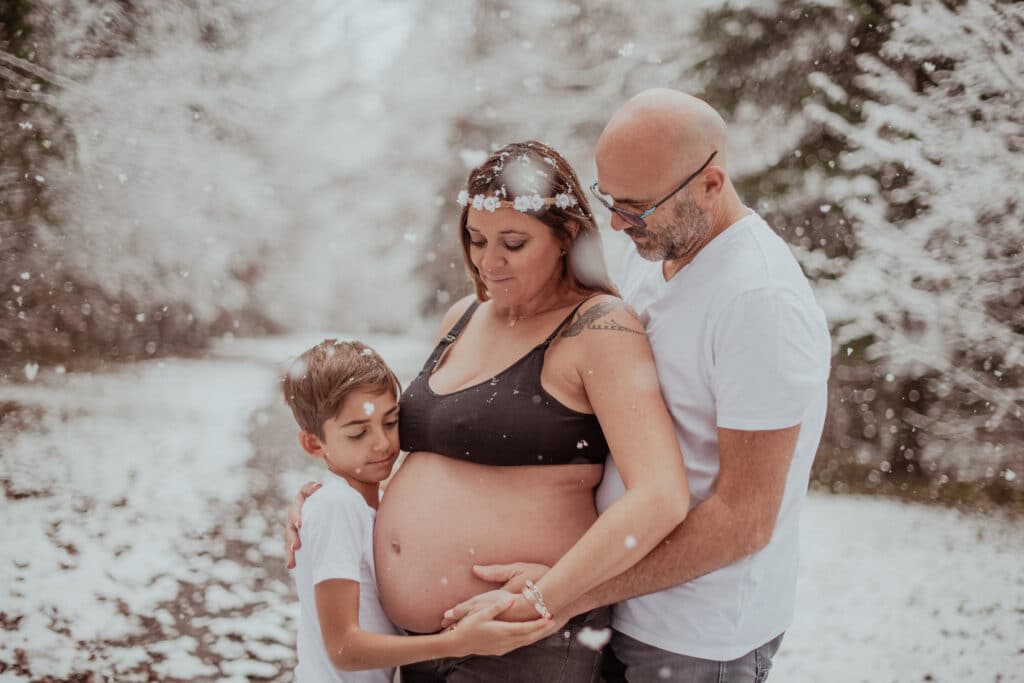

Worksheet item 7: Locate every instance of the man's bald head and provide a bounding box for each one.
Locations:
[596,89,728,197]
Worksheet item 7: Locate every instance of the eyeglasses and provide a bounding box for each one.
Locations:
[589,150,718,229]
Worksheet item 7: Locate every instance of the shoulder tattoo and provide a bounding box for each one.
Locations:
[561,301,645,337]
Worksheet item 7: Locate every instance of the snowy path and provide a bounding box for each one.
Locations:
[1,336,1021,681]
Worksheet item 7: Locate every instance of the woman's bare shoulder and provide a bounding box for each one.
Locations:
[560,294,645,342]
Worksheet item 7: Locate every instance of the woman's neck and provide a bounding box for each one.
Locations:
[498,284,584,327]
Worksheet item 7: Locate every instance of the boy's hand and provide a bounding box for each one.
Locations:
[449,598,556,657]
[284,480,322,569]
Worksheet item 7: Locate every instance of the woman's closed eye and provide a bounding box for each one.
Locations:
[468,239,526,251]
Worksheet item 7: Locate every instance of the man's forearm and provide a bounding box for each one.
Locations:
[567,493,765,617]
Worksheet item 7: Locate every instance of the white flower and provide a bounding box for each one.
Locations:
[555,193,577,209]
[456,190,469,207]
[483,195,500,212]
[472,194,485,210]
[529,194,544,211]
[513,195,532,212]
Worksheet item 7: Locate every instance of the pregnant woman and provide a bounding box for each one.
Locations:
[288,141,690,681]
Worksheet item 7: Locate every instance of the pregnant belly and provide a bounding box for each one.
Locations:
[374,452,602,633]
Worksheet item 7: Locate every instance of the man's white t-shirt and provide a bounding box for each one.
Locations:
[293,472,398,683]
[597,211,831,661]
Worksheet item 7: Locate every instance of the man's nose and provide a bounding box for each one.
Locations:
[609,212,631,232]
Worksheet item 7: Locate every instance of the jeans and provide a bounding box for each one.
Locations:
[601,630,784,683]
[400,607,611,682]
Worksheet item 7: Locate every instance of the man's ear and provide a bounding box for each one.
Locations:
[299,431,326,459]
[698,166,726,205]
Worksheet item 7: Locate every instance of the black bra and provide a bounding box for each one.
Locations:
[398,299,609,467]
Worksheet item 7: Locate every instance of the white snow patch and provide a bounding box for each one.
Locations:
[577,626,612,651]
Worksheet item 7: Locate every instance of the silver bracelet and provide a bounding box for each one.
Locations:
[522,579,552,619]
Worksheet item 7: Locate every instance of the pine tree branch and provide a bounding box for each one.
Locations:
[0,51,76,90]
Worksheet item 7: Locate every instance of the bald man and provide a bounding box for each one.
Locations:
[467,90,832,681]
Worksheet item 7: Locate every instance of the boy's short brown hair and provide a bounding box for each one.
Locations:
[281,339,401,439]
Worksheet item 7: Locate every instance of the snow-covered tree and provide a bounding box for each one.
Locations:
[409,0,712,314]
[698,0,1023,500]
[2,0,428,366]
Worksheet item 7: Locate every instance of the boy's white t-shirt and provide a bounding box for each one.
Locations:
[293,472,398,683]
[598,211,832,661]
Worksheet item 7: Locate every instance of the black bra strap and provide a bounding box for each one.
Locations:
[541,295,602,348]
[424,299,480,371]
[443,300,481,343]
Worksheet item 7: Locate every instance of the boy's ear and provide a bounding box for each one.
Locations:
[299,431,326,459]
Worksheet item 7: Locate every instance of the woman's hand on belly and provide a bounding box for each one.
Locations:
[439,562,552,629]
[440,589,540,629]
[473,561,551,593]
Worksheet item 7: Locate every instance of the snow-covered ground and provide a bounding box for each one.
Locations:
[1,335,1021,682]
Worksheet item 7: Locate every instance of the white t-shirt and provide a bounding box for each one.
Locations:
[597,211,831,661]
[293,472,398,683]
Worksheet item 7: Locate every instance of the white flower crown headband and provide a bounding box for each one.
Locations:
[457,189,578,213]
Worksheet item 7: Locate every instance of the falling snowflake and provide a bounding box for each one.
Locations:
[287,359,308,381]
[624,535,637,549]
[24,362,39,381]
[576,440,589,449]
[363,402,375,416]
[577,627,611,651]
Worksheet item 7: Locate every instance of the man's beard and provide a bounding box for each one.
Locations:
[628,194,712,262]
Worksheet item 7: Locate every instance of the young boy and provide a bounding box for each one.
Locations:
[281,339,553,682]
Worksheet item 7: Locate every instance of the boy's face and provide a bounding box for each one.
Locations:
[311,387,400,483]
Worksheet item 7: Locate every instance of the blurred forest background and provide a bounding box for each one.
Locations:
[2,0,1022,509]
